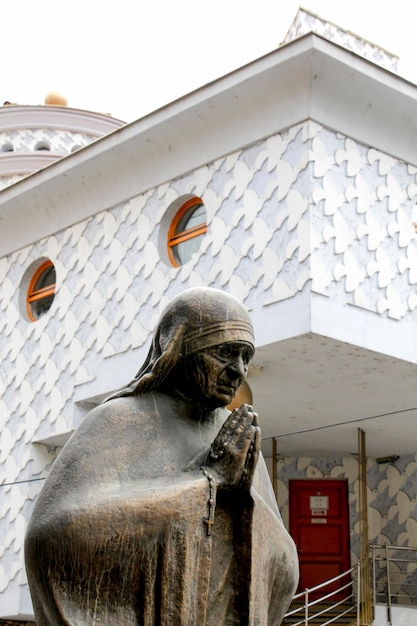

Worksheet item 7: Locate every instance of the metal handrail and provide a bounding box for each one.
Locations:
[370,544,417,625]
[283,562,360,625]
[290,564,358,602]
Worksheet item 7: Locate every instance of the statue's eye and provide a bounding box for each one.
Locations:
[218,346,233,359]
[216,344,253,364]
[241,347,253,364]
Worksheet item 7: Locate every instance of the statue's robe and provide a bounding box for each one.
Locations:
[25,393,298,625]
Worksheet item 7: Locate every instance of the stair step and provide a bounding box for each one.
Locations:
[283,601,357,625]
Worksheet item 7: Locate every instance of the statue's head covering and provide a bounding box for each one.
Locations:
[106,287,254,400]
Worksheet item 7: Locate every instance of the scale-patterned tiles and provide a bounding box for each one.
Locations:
[1,119,417,605]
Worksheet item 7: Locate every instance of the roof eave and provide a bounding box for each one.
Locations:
[1,33,417,256]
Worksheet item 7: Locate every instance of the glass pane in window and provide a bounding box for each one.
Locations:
[173,232,205,265]
[168,198,207,266]
[32,292,55,320]
[27,262,56,321]
[33,265,56,293]
[175,203,205,234]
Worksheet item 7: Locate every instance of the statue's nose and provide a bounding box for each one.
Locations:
[226,356,246,380]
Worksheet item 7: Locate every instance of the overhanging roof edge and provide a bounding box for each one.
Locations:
[2,33,417,256]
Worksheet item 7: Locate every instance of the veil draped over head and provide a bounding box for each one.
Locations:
[106,287,255,401]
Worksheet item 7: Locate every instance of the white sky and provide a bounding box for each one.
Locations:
[3,0,417,123]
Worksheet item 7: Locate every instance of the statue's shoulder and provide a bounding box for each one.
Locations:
[81,394,157,430]
[95,394,148,414]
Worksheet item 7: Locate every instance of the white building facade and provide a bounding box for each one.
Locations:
[1,11,417,622]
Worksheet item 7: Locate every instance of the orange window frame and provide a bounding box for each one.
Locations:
[26,260,56,322]
[168,197,207,267]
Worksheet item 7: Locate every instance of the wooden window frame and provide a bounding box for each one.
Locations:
[26,260,56,322]
[167,197,207,267]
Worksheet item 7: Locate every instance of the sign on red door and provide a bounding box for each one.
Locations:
[289,479,350,598]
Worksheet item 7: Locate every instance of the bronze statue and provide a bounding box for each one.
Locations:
[25,287,298,625]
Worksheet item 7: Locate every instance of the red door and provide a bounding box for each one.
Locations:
[289,479,350,598]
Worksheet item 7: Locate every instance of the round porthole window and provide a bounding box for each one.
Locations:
[26,260,56,321]
[167,197,207,267]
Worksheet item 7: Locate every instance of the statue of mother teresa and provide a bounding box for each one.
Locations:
[25,287,298,625]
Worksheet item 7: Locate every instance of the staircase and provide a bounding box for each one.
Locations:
[282,563,363,625]
[282,601,357,625]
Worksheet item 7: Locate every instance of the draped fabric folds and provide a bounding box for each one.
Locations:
[25,289,298,624]
[25,393,298,625]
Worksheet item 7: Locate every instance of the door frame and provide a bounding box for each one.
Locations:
[289,478,351,597]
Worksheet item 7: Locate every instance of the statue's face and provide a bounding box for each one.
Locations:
[190,341,254,409]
